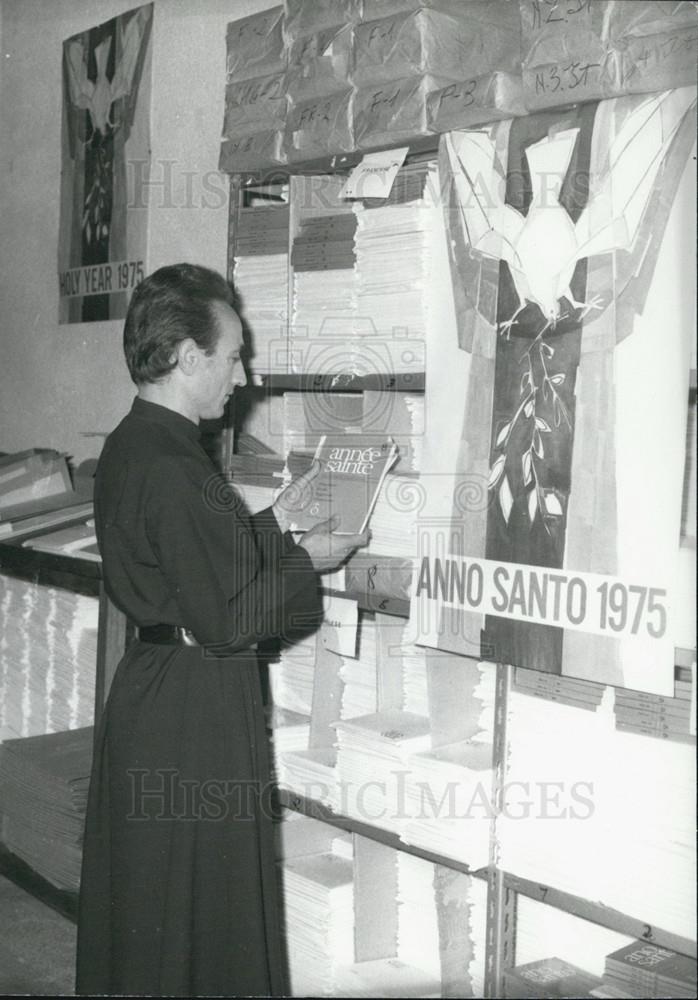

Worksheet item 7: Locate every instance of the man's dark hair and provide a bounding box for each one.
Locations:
[123,263,237,385]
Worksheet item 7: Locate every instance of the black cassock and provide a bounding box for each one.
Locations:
[76,397,321,996]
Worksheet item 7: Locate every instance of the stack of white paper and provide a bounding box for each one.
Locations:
[401,639,429,716]
[267,706,310,780]
[402,740,494,868]
[283,392,308,455]
[352,168,438,375]
[289,270,357,375]
[466,874,489,997]
[0,726,92,890]
[334,710,431,833]
[498,686,697,940]
[340,617,377,720]
[278,747,338,810]
[282,850,355,996]
[334,957,441,997]
[472,661,497,742]
[363,474,421,560]
[268,637,316,715]
[0,577,97,740]
[233,254,288,375]
[397,852,441,981]
[362,391,425,475]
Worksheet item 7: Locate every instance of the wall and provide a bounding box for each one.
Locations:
[0,0,274,467]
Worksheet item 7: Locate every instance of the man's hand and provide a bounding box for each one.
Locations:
[298,515,369,573]
[272,459,321,534]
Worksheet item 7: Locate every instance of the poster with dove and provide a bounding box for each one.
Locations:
[58,4,152,323]
[413,87,696,695]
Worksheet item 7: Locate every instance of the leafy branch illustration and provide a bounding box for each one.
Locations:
[488,332,570,531]
[82,144,111,245]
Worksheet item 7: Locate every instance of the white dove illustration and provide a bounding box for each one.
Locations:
[65,6,149,142]
[445,87,697,337]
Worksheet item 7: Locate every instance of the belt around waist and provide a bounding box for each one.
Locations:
[137,624,257,654]
[138,624,200,646]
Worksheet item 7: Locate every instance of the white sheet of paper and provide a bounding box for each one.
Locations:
[323,566,347,592]
[320,594,358,658]
[340,147,409,200]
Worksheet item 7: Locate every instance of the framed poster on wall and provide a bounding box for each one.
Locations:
[57,3,152,323]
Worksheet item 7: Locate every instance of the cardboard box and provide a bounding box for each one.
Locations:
[218,130,287,174]
[285,89,355,162]
[287,24,354,100]
[354,73,453,148]
[427,71,526,132]
[284,0,363,39]
[225,6,286,83]
[521,0,698,110]
[222,72,288,138]
[353,3,520,85]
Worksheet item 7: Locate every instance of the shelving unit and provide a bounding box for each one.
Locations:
[0,492,695,992]
[0,530,128,922]
[224,128,697,994]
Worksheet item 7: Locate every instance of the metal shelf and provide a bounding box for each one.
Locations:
[254,371,425,393]
[276,790,697,964]
[276,788,485,880]
[502,872,697,960]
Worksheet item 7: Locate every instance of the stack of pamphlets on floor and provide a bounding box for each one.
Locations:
[0,577,98,739]
[599,941,697,998]
[334,710,431,833]
[334,958,441,997]
[0,726,92,890]
[401,740,493,868]
[233,204,289,377]
[504,957,602,998]
[282,849,354,996]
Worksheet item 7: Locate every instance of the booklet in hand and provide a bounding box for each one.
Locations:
[287,435,399,535]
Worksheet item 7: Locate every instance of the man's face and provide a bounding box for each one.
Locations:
[196,302,246,419]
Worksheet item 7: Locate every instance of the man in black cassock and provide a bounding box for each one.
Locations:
[76,263,366,996]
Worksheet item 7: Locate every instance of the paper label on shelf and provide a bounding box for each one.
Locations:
[320,593,358,658]
[340,146,409,200]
